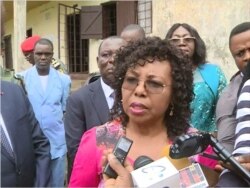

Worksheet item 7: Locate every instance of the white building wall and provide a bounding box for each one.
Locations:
[152,0,250,80]
[4,0,250,80]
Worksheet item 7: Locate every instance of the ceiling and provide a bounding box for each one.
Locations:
[3,1,49,21]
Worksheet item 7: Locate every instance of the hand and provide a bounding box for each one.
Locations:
[216,154,250,172]
[102,152,134,188]
[214,163,224,173]
[235,154,250,171]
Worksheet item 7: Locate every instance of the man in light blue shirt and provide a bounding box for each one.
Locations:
[20,38,71,187]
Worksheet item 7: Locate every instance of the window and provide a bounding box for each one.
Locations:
[3,35,13,69]
[26,28,32,37]
[81,1,137,39]
[67,13,89,73]
[102,2,117,38]
[59,3,89,73]
[138,0,152,34]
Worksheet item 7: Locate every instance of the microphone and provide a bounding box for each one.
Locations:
[209,135,250,182]
[133,155,154,170]
[170,132,250,182]
[131,156,180,188]
[169,132,210,159]
[131,155,209,188]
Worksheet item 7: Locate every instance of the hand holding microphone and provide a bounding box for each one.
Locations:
[102,152,134,188]
[235,154,250,171]
[102,154,154,188]
[216,154,250,173]
[102,136,134,188]
[103,151,180,188]
[170,132,250,182]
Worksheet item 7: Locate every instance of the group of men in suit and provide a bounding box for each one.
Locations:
[1,37,71,186]
[1,2,71,186]
[1,3,51,187]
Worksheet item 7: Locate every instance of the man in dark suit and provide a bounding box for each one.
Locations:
[1,81,51,187]
[64,36,127,180]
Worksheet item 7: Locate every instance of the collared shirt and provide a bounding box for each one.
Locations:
[0,113,13,150]
[100,78,115,110]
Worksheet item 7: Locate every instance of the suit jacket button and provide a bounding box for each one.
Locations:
[16,169,21,175]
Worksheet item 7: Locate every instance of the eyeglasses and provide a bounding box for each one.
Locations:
[34,52,53,58]
[122,76,170,94]
[168,37,196,45]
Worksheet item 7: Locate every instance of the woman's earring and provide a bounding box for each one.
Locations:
[169,105,174,116]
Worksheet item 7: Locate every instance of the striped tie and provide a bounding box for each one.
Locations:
[110,92,115,110]
[1,126,15,159]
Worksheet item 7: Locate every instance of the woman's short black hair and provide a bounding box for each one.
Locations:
[165,23,207,66]
[110,37,194,140]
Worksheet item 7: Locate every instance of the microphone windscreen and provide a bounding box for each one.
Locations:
[134,156,154,170]
[131,157,180,188]
[161,145,191,170]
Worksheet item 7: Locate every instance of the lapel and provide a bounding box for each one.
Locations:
[28,66,44,98]
[1,144,16,164]
[27,67,58,103]
[90,79,110,123]
[1,83,19,164]
[198,63,219,99]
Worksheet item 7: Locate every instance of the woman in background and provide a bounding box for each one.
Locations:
[165,23,227,133]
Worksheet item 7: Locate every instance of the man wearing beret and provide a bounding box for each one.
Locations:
[21,35,68,73]
[21,35,41,66]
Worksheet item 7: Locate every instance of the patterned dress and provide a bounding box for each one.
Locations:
[190,64,227,132]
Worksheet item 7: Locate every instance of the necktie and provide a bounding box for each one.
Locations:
[110,92,115,100]
[1,126,15,159]
[110,92,115,110]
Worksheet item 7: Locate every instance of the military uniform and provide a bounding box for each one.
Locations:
[51,58,68,74]
[0,67,27,94]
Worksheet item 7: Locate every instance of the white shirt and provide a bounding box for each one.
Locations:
[100,78,115,110]
[39,75,49,92]
[0,113,13,150]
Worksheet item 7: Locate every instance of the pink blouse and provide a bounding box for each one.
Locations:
[69,120,124,187]
[69,120,217,187]
[69,127,102,187]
